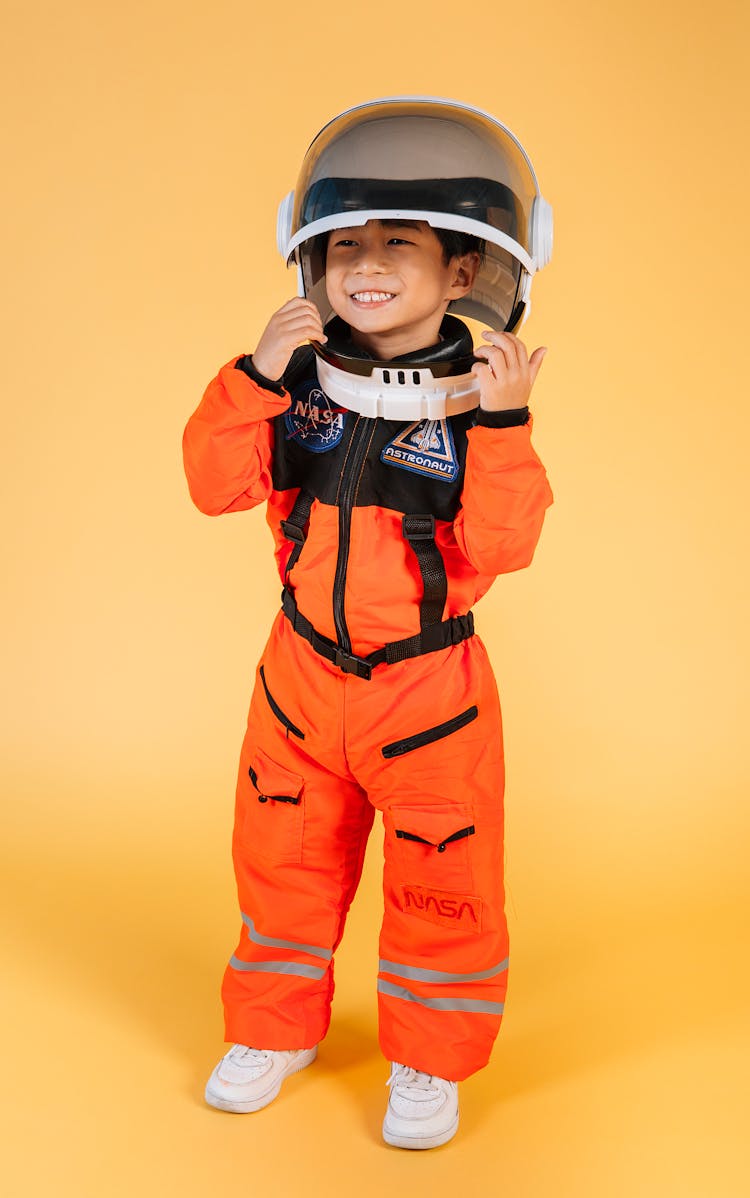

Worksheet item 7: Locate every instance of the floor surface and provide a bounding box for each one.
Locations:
[3,785,746,1198]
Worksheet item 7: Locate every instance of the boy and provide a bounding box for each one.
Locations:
[183,98,553,1150]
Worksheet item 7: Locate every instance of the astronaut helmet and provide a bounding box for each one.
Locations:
[276,96,553,420]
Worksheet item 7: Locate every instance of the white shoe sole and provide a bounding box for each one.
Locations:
[382,1114,459,1150]
[205,1046,317,1113]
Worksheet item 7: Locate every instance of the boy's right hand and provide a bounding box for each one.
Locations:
[252,298,327,382]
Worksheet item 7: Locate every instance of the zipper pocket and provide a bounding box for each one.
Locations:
[395,825,475,852]
[248,765,301,805]
[259,665,305,740]
[381,705,478,759]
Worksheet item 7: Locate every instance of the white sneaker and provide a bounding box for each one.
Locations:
[204,1044,317,1113]
[382,1062,459,1149]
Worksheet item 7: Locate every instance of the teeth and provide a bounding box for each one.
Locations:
[352,291,395,303]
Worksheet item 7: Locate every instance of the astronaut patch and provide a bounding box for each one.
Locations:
[380,418,459,483]
[284,380,347,453]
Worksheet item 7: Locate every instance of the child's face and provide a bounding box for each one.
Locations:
[324,219,477,359]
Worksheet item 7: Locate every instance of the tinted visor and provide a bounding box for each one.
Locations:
[301,176,519,241]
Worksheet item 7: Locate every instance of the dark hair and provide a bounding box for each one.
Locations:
[433,228,486,266]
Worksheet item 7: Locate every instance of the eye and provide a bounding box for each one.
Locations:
[388,237,412,245]
[330,237,357,248]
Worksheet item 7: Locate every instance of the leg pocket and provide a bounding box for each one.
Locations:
[240,747,305,864]
[385,801,475,891]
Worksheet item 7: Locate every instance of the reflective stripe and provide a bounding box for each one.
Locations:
[229,955,327,981]
[377,979,504,1015]
[379,957,508,985]
[241,912,332,961]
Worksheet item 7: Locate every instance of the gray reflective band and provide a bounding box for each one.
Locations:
[379,957,508,985]
[241,912,333,961]
[377,979,504,1015]
[229,955,327,981]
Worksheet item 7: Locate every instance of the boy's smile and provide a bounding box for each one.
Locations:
[324,219,478,359]
[350,289,396,308]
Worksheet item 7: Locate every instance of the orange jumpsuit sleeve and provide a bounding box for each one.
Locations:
[453,421,553,575]
[182,357,291,516]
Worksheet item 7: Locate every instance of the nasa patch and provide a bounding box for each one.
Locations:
[284,380,347,453]
[380,418,459,483]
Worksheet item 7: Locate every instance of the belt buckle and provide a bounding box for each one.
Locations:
[334,648,372,680]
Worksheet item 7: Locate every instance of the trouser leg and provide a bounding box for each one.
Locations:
[346,638,509,1081]
[222,618,374,1050]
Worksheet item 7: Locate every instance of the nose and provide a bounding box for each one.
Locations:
[351,239,388,274]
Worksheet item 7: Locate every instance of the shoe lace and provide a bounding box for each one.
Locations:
[231,1045,271,1065]
[386,1061,443,1096]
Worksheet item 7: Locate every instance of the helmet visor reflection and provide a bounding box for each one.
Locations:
[301,176,519,241]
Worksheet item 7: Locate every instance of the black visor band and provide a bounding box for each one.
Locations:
[300,176,520,237]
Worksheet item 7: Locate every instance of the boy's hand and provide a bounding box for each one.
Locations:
[252,298,327,381]
[472,331,547,412]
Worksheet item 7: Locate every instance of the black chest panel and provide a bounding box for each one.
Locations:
[271,364,474,522]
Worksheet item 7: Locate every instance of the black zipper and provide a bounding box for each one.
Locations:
[333,416,373,653]
[395,825,475,852]
[381,705,479,758]
[259,665,305,740]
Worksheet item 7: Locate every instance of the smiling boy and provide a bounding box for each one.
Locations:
[183,99,553,1150]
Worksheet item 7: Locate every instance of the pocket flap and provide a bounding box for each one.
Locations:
[248,748,304,805]
[391,802,475,850]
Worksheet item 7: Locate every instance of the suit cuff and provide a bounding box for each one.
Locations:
[475,406,530,428]
[234,355,286,397]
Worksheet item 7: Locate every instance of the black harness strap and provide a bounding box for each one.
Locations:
[281,587,474,681]
[280,489,313,579]
[402,515,448,633]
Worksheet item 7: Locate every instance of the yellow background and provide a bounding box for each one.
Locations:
[2,1,748,1194]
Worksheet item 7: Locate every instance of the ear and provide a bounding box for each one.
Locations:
[446,251,481,300]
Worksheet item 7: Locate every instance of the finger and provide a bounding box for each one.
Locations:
[278,315,327,340]
[474,345,516,378]
[471,361,493,389]
[480,330,522,370]
[472,349,493,378]
[275,318,323,337]
[473,348,500,378]
[482,329,527,350]
[276,297,324,321]
[481,328,523,356]
[290,328,328,346]
[278,312,326,330]
[528,347,547,386]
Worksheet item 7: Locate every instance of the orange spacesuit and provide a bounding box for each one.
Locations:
[183,319,552,1081]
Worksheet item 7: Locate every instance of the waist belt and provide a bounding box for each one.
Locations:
[281,588,474,681]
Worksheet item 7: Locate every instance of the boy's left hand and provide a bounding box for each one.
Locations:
[472,331,547,412]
